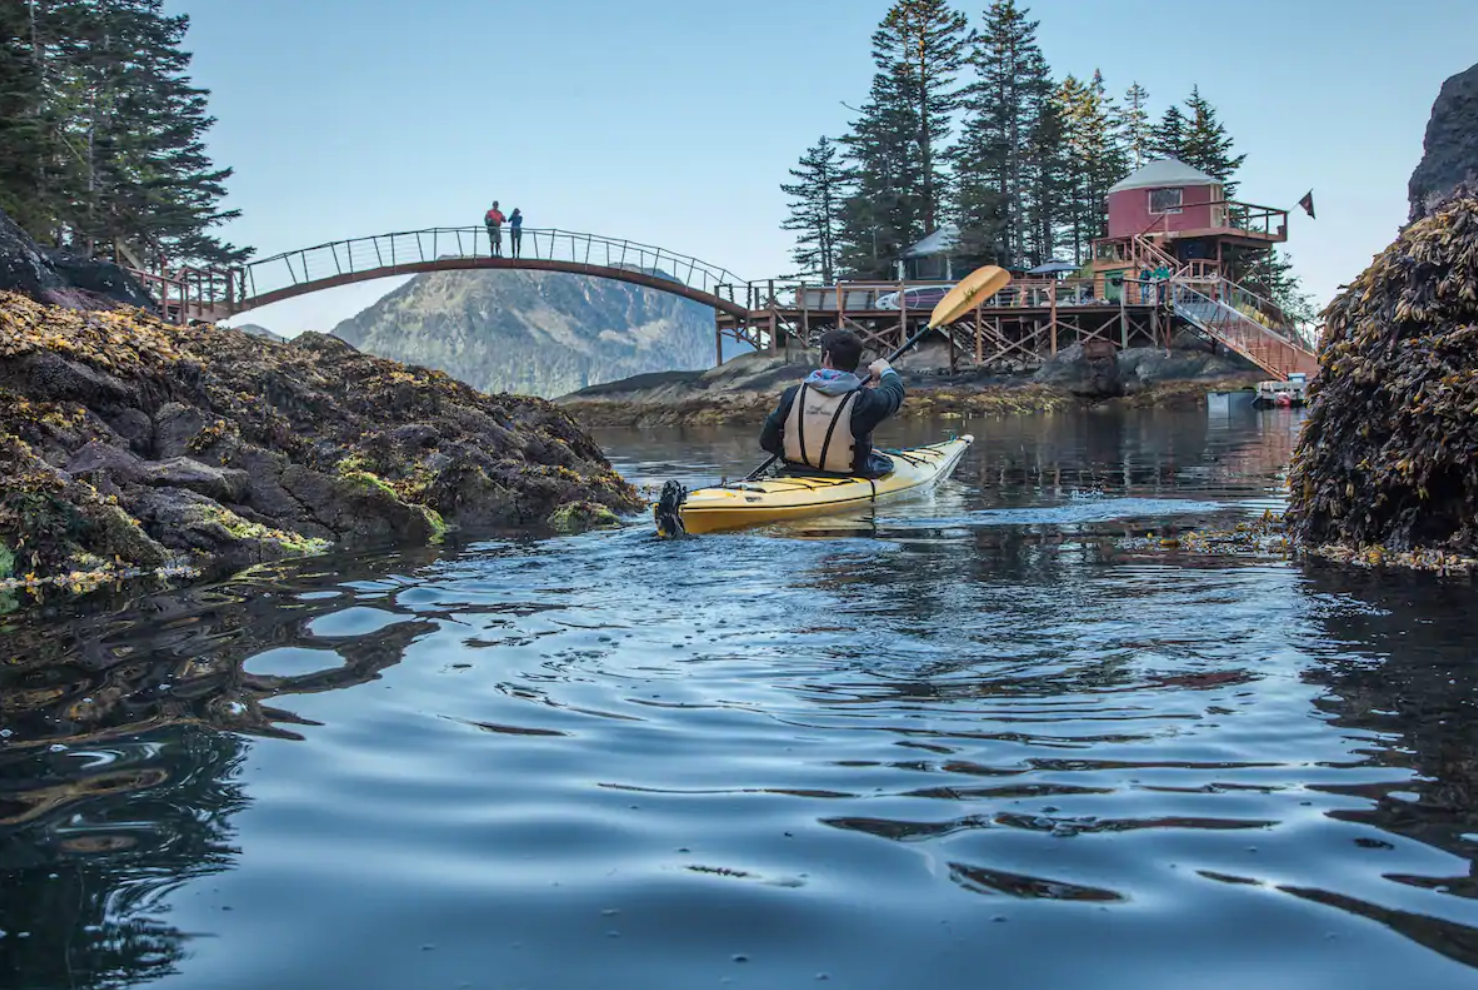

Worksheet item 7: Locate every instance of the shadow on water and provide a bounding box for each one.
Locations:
[4,409,1478,988]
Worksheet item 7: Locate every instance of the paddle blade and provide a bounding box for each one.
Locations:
[654,480,688,538]
[929,265,1011,328]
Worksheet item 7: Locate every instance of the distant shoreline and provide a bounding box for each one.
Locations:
[556,347,1264,429]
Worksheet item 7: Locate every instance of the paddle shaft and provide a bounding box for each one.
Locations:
[742,321,941,482]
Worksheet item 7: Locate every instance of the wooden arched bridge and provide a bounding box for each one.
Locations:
[140,227,754,322]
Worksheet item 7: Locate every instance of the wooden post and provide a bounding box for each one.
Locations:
[1120,288,1129,349]
[1050,283,1058,356]
[899,282,907,356]
[715,316,722,368]
[801,282,810,341]
[975,305,983,364]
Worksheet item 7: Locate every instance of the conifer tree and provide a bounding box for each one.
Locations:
[1149,104,1189,161]
[780,137,848,284]
[1118,81,1152,169]
[1056,71,1127,262]
[953,0,1054,268]
[835,71,924,279]
[0,0,247,266]
[872,0,969,234]
[1180,85,1246,196]
[0,1,50,233]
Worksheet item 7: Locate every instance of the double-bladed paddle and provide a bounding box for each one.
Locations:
[654,264,1012,538]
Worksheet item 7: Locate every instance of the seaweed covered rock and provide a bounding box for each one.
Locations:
[1286,187,1478,556]
[0,293,643,587]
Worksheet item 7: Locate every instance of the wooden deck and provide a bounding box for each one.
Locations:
[714,278,1169,370]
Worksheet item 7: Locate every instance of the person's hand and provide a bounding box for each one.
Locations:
[868,358,891,381]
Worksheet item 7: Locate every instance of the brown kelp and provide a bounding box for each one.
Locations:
[1287,186,1478,557]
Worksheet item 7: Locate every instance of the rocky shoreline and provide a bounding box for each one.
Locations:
[556,341,1264,428]
[0,291,643,602]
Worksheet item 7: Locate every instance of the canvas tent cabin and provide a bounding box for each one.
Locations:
[900,226,962,281]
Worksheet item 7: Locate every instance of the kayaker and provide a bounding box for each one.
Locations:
[759,329,904,478]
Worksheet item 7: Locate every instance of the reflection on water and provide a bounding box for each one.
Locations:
[2,409,1478,990]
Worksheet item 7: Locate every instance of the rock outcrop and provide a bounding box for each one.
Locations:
[1287,187,1478,558]
[0,293,643,590]
[1409,61,1478,221]
[0,208,156,312]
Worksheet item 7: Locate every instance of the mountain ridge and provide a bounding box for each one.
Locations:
[331,268,719,398]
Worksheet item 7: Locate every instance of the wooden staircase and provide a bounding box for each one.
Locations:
[1169,276,1319,380]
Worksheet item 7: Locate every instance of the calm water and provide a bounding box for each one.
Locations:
[4,407,1478,990]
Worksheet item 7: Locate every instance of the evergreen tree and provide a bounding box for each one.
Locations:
[1055,71,1127,263]
[1022,91,1069,266]
[780,136,848,284]
[0,0,247,266]
[1240,248,1316,331]
[871,0,969,234]
[953,0,1054,268]
[0,1,50,233]
[1149,104,1189,162]
[835,71,924,279]
[1180,85,1246,196]
[1118,81,1152,169]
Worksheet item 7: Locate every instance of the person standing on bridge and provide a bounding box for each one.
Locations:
[484,201,507,257]
[509,208,524,259]
[758,329,904,479]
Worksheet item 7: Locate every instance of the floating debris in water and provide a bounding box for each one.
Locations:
[1119,509,1477,574]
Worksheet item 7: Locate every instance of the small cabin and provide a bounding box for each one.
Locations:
[1106,158,1229,239]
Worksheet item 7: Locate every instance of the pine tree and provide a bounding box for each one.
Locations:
[1055,71,1127,263]
[1023,91,1069,267]
[1240,248,1316,330]
[1180,85,1246,196]
[0,0,247,266]
[953,0,1054,268]
[780,137,848,284]
[1149,104,1188,161]
[0,1,50,232]
[835,71,924,279]
[871,0,969,234]
[1118,81,1152,169]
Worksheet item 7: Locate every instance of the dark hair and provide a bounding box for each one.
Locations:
[819,329,864,373]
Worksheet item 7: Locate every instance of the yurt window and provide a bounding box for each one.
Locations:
[1148,188,1183,214]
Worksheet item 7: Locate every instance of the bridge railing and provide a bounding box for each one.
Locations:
[236,227,743,305]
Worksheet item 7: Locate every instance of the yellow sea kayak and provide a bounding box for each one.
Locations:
[663,435,973,535]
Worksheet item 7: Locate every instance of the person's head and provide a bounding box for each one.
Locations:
[492,201,499,209]
[818,329,864,373]
[512,208,521,215]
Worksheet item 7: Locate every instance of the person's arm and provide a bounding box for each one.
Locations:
[759,386,796,455]
[869,360,904,416]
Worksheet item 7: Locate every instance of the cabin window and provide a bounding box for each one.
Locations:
[1149,187,1183,215]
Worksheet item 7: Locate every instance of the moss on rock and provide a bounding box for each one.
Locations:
[548,500,624,532]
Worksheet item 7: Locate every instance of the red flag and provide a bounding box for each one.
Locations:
[1297,191,1316,220]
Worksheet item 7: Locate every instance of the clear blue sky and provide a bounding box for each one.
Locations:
[173,0,1478,335]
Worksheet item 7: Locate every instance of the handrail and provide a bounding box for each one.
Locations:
[128,226,751,320]
[1170,277,1317,379]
